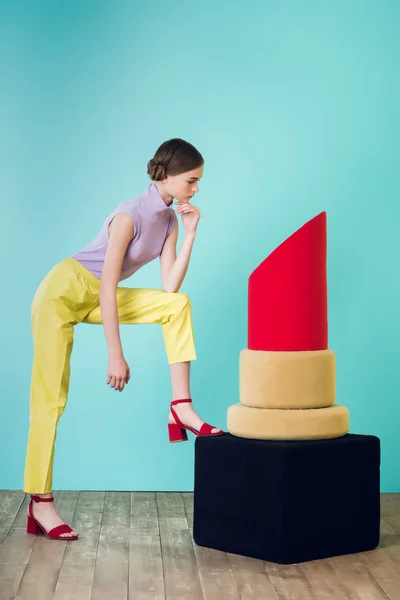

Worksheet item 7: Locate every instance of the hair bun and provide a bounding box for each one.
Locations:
[147,158,166,181]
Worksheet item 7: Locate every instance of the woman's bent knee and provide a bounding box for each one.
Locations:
[173,291,191,308]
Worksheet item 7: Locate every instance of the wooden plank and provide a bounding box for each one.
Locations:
[90,491,130,600]
[328,553,389,600]
[383,514,400,535]
[0,525,37,568]
[225,551,279,600]
[182,492,240,600]
[0,564,26,599]
[264,562,314,600]
[381,494,398,517]
[379,518,400,568]
[14,490,79,600]
[157,491,187,519]
[0,493,34,566]
[68,490,105,539]
[300,559,351,599]
[0,491,24,517]
[11,494,32,528]
[357,545,400,600]
[181,493,193,527]
[0,491,25,547]
[157,492,203,599]
[129,492,165,600]
[132,491,158,519]
[354,496,400,600]
[53,491,105,600]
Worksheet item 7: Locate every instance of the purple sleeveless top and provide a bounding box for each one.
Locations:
[71,183,177,282]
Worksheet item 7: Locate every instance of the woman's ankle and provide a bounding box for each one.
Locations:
[32,493,53,498]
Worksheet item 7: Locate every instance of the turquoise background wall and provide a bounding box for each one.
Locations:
[1,0,399,492]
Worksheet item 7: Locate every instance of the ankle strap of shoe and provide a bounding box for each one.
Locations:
[170,398,192,406]
[30,494,54,503]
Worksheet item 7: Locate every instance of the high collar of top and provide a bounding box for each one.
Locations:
[147,182,174,212]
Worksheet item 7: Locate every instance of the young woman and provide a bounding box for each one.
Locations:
[24,138,224,541]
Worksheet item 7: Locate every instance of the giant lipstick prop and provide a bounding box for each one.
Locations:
[194,212,379,565]
[227,211,350,439]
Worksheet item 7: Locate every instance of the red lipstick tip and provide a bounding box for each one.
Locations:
[248,212,328,352]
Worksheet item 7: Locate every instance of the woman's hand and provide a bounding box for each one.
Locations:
[175,201,200,234]
[107,356,130,392]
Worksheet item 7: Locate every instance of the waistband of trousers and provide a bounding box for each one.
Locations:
[62,257,102,290]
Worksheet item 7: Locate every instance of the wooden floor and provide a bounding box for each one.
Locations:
[0,491,400,600]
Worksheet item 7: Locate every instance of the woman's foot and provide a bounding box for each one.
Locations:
[168,401,222,434]
[27,495,79,539]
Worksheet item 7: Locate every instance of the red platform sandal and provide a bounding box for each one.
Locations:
[27,494,79,540]
[168,398,225,442]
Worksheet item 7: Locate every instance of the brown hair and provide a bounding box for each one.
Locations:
[147,138,204,181]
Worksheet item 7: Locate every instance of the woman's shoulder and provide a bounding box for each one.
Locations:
[100,198,139,237]
[103,192,143,222]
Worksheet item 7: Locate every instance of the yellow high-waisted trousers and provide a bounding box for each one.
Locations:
[24,257,197,493]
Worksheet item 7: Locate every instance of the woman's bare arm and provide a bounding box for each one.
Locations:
[159,222,196,293]
[99,214,134,359]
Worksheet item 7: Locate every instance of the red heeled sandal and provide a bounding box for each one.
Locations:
[168,398,225,442]
[27,494,79,540]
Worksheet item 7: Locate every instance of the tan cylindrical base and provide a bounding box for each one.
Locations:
[227,403,349,440]
[240,348,336,409]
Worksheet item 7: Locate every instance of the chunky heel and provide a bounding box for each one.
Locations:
[27,515,40,535]
[168,422,188,442]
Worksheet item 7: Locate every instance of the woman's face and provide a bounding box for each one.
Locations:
[166,165,204,204]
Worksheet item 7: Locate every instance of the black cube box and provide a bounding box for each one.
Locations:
[193,433,380,564]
